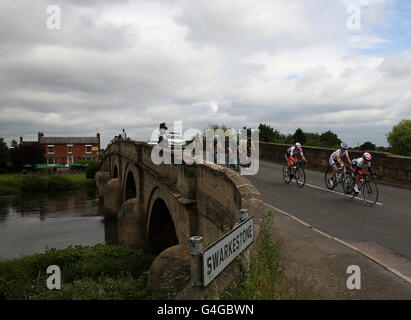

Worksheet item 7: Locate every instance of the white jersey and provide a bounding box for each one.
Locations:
[352,157,371,168]
[287,146,303,157]
[330,149,348,161]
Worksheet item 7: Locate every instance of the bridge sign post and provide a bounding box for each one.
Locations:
[239,209,250,277]
[202,213,254,287]
[189,236,203,287]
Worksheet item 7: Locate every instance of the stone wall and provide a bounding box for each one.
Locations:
[259,141,411,188]
[96,141,266,299]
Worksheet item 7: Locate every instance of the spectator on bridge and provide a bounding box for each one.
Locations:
[159,122,168,144]
[192,133,203,156]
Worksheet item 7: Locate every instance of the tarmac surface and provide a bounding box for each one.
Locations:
[247,160,411,299]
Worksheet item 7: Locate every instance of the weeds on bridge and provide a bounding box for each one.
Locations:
[221,212,316,300]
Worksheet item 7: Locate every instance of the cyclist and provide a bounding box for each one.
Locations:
[285,142,308,175]
[329,142,352,182]
[351,152,376,194]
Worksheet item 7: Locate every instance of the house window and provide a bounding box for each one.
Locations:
[47,145,54,154]
[86,145,92,153]
[68,145,73,154]
[47,157,57,165]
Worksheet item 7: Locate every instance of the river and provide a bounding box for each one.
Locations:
[0,186,117,260]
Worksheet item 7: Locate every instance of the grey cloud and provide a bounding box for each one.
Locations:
[0,0,409,149]
[379,52,411,78]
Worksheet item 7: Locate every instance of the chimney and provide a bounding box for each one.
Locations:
[20,137,23,145]
[38,131,44,142]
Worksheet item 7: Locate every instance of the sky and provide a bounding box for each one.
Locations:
[0,0,410,148]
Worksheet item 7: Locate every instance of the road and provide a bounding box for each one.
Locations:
[247,160,411,278]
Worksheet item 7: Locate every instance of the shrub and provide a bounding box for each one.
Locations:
[79,160,100,179]
[0,244,155,300]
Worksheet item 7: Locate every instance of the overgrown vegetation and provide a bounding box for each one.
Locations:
[259,124,343,149]
[79,160,100,179]
[8,142,44,170]
[222,212,317,300]
[0,173,95,196]
[0,244,155,300]
[0,138,9,174]
[387,119,411,156]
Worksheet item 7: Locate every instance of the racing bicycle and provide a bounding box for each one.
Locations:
[282,160,306,187]
[343,172,379,206]
[325,164,348,191]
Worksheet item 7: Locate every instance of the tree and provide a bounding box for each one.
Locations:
[203,123,229,139]
[293,128,307,145]
[10,139,18,148]
[9,143,44,169]
[319,130,341,148]
[305,132,322,147]
[359,141,376,151]
[377,146,391,152]
[258,123,283,143]
[387,119,411,156]
[0,138,9,171]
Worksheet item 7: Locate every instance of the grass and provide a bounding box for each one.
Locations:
[0,174,16,182]
[221,212,317,300]
[0,173,95,196]
[0,244,156,300]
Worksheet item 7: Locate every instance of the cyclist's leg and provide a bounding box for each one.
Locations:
[331,162,338,177]
[286,154,293,170]
[354,168,364,193]
[287,157,295,170]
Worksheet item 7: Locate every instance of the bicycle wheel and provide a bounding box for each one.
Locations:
[342,175,353,194]
[362,181,379,206]
[282,164,291,184]
[325,168,336,190]
[295,167,306,187]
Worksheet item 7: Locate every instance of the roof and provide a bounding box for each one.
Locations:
[39,137,99,144]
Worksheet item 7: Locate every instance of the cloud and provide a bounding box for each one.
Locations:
[0,0,409,148]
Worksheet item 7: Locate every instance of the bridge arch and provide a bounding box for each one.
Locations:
[110,155,120,179]
[146,187,178,254]
[123,164,138,202]
[113,165,118,178]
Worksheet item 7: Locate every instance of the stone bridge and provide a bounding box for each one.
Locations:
[95,140,265,298]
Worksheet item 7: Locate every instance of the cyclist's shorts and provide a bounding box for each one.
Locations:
[285,154,297,162]
[352,166,365,176]
[329,157,337,167]
[329,158,343,167]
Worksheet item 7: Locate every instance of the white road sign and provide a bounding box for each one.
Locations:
[202,217,254,287]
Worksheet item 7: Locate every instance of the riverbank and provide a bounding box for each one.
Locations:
[0,173,95,196]
[0,244,155,300]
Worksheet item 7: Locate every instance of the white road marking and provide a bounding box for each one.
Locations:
[265,203,411,285]
[305,183,383,206]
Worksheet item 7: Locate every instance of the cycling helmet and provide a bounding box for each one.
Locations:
[341,142,348,150]
[363,152,372,161]
[295,142,302,149]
